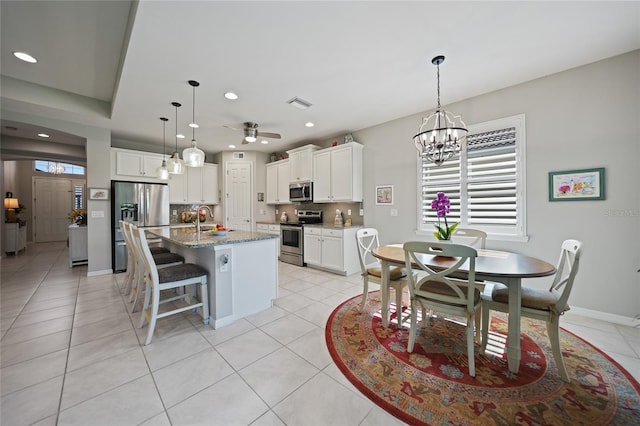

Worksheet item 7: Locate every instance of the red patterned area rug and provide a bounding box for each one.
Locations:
[325,292,640,425]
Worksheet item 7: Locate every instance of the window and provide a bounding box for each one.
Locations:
[73,183,85,210]
[418,114,527,241]
[34,160,85,176]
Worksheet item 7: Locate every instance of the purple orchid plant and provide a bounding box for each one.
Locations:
[431,192,458,240]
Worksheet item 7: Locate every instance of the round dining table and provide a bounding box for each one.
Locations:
[372,244,556,374]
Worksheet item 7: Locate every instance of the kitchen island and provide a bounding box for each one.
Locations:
[147,226,279,329]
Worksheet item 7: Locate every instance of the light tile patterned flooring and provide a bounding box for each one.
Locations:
[1,242,639,425]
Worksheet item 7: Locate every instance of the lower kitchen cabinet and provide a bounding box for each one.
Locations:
[257,223,280,235]
[303,226,360,275]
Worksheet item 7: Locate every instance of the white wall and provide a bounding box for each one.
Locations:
[354,50,640,319]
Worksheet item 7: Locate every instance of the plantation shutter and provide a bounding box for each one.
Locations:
[418,114,525,238]
[420,157,461,225]
[73,184,84,210]
[466,127,517,226]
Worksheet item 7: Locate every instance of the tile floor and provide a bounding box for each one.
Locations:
[1,242,639,426]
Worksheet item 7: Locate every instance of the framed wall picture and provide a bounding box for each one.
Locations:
[376,185,394,205]
[89,188,109,201]
[548,168,605,201]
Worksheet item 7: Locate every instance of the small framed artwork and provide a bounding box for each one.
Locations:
[89,188,109,201]
[376,185,394,205]
[548,167,605,201]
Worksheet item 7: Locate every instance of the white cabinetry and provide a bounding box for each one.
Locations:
[265,160,290,204]
[187,164,219,204]
[312,142,363,203]
[113,149,164,179]
[303,226,360,275]
[257,223,281,235]
[5,222,27,255]
[168,164,218,204]
[168,172,187,203]
[68,226,88,267]
[287,145,320,183]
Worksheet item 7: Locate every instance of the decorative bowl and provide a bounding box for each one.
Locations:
[212,230,227,236]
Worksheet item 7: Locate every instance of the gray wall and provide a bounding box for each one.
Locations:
[353,50,640,320]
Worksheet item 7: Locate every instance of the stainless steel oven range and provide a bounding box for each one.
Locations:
[279,210,322,266]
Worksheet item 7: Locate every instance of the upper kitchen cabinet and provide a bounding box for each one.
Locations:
[266,159,290,204]
[112,148,165,181]
[313,142,363,203]
[189,164,219,204]
[287,144,320,183]
[169,163,219,204]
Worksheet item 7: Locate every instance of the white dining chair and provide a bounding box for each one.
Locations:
[403,241,481,377]
[131,225,210,345]
[452,228,487,249]
[480,239,584,382]
[356,228,409,323]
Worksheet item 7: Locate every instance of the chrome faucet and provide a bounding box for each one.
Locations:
[193,205,214,237]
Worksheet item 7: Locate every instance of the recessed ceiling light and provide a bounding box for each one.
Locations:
[261,140,269,144]
[228,144,236,149]
[224,92,238,100]
[305,122,315,128]
[188,123,199,128]
[13,51,37,63]
[177,134,185,139]
[37,133,50,138]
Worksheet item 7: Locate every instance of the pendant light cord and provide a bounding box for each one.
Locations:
[192,84,196,142]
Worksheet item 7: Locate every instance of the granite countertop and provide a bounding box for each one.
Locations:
[256,221,280,225]
[147,226,278,248]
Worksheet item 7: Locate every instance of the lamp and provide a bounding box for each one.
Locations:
[157,117,170,180]
[4,197,19,222]
[48,162,65,174]
[166,102,185,174]
[183,80,205,167]
[413,55,467,166]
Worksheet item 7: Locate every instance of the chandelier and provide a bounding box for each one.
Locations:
[413,55,467,166]
[48,162,65,174]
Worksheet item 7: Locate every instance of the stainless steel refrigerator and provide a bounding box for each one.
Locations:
[111,180,169,272]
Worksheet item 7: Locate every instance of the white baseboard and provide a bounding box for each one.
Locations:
[569,306,638,328]
[87,269,113,277]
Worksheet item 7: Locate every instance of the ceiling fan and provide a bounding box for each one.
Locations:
[226,122,282,144]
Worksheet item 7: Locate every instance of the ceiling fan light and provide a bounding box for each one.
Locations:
[244,136,257,143]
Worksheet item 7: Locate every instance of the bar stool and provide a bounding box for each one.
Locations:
[124,223,185,313]
[131,225,210,345]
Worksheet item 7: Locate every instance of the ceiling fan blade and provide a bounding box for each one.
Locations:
[241,138,249,145]
[224,124,241,131]
[257,131,281,139]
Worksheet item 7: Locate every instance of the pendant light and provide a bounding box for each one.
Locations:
[183,80,205,167]
[413,55,467,166]
[156,117,170,180]
[166,102,185,174]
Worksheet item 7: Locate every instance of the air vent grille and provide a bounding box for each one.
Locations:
[233,152,245,159]
[286,97,312,110]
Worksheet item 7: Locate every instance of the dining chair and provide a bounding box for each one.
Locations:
[125,223,185,313]
[356,228,409,323]
[119,221,171,295]
[452,228,487,249]
[131,225,210,345]
[403,241,481,377]
[480,239,583,382]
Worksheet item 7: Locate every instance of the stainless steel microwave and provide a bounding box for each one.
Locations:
[289,181,313,202]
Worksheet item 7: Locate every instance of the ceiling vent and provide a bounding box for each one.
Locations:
[286,97,312,110]
[233,152,245,159]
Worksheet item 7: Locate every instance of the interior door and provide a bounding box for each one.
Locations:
[34,177,72,242]
[225,161,252,231]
